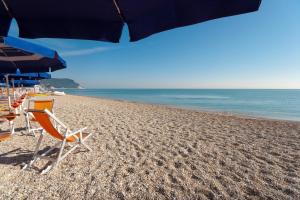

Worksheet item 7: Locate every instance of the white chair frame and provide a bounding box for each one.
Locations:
[24,99,55,136]
[23,109,93,174]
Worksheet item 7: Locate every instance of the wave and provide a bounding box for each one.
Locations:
[164,95,230,100]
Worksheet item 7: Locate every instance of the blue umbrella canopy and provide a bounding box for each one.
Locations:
[0,0,261,42]
[0,72,51,80]
[8,79,40,87]
[0,36,66,73]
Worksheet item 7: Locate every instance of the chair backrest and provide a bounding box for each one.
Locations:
[34,100,54,112]
[31,110,77,142]
[28,93,49,97]
[32,110,64,141]
[27,92,34,97]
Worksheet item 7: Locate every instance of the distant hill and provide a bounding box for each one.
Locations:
[40,78,81,89]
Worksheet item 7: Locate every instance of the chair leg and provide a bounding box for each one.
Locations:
[40,139,67,174]
[41,165,54,175]
[24,132,93,174]
[81,133,93,151]
[53,138,67,168]
[23,133,44,170]
[25,113,35,136]
[59,143,79,163]
[9,121,15,135]
[39,141,62,157]
[25,113,38,137]
[25,113,31,133]
[81,141,92,152]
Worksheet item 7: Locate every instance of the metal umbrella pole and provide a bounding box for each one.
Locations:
[12,78,16,100]
[4,74,11,112]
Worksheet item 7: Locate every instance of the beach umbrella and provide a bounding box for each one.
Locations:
[0,0,261,42]
[8,80,40,87]
[0,78,40,87]
[0,72,50,91]
[0,71,50,98]
[0,36,63,108]
[0,36,66,74]
[0,72,51,80]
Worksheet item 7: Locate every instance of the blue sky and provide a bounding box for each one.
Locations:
[8,1,300,89]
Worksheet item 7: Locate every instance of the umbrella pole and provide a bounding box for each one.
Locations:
[5,74,11,112]
[5,75,9,97]
[12,78,16,100]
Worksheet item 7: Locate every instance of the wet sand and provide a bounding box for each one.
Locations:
[0,95,299,199]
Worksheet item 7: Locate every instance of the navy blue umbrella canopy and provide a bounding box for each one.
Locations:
[0,72,51,80]
[0,79,40,87]
[0,71,50,88]
[12,80,40,87]
[0,0,262,42]
[0,36,66,73]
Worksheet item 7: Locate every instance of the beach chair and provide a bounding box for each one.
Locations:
[23,109,93,174]
[25,99,54,135]
[0,131,11,142]
[27,93,50,98]
[0,112,19,135]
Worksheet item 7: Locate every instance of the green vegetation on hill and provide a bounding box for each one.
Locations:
[40,78,80,88]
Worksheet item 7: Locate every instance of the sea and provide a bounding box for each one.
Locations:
[59,89,300,121]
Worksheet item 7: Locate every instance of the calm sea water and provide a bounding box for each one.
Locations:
[59,89,300,121]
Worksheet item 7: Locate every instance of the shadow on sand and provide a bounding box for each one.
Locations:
[0,147,58,167]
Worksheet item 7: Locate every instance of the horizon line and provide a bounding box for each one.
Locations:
[70,87,300,90]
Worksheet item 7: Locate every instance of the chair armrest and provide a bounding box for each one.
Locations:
[67,127,88,137]
[26,109,45,113]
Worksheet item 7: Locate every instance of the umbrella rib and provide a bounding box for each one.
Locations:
[112,0,125,22]
[1,0,13,18]
[0,47,13,110]
[0,47,19,72]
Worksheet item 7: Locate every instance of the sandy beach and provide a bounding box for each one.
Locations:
[0,95,299,199]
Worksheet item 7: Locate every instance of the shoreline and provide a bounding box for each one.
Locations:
[66,94,300,124]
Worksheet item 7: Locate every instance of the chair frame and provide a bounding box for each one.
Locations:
[23,109,93,174]
[25,99,55,136]
[1,95,25,134]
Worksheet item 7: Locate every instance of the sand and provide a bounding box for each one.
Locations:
[0,95,299,200]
